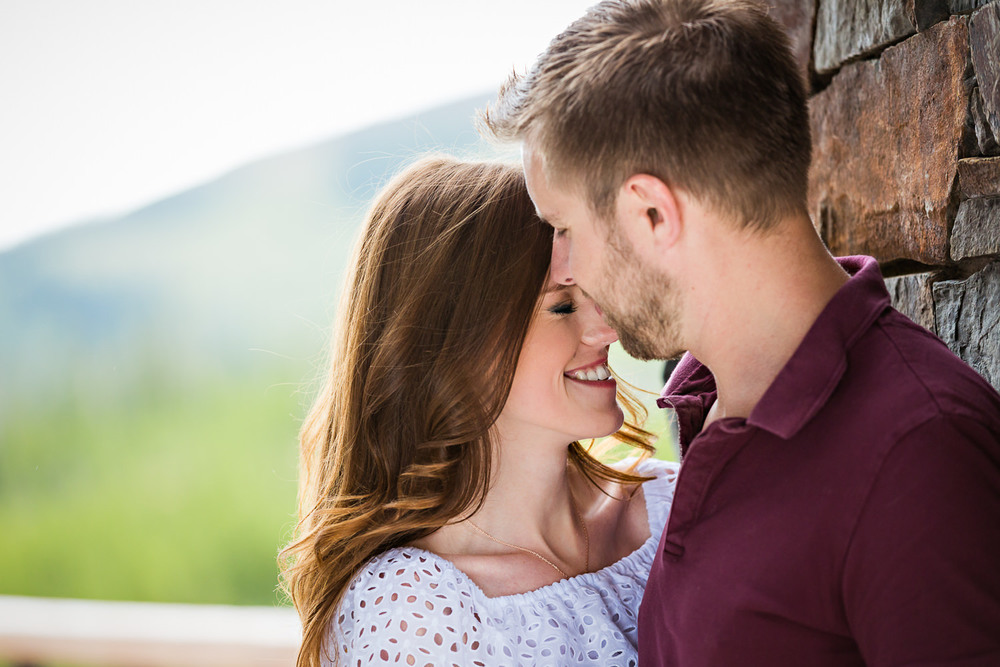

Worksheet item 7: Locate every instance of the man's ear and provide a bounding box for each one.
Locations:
[616,174,683,251]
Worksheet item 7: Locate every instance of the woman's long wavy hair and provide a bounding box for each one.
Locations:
[280,156,655,667]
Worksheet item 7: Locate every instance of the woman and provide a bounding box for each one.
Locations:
[280,157,677,667]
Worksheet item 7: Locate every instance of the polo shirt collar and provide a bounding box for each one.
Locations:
[749,256,891,438]
[660,256,892,444]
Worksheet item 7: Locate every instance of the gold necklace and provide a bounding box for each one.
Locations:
[465,492,589,578]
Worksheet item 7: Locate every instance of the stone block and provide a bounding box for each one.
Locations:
[962,86,1000,157]
[957,157,1000,196]
[970,3,1000,141]
[951,196,1000,259]
[885,272,937,331]
[768,0,816,80]
[809,18,970,264]
[907,0,953,30]
[933,260,1000,390]
[814,0,916,74]
[951,0,994,14]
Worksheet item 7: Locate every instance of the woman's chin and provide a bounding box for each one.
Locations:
[578,407,626,441]
[613,410,626,434]
[608,409,626,436]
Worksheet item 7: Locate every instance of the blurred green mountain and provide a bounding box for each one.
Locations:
[0,94,671,606]
[0,95,503,413]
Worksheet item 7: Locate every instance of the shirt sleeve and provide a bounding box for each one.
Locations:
[842,412,1000,666]
[329,551,495,667]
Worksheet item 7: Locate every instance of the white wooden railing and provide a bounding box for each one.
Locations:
[0,595,300,666]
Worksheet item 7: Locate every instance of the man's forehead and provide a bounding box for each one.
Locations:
[521,142,551,191]
[521,146,562,224]
[520,140,540,167]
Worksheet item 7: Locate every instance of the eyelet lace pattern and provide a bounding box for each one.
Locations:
[328,458,678,667]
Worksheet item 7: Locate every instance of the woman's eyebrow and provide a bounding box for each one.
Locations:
[544,283,570,294]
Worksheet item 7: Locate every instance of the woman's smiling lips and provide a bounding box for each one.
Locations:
[564,361,616,386]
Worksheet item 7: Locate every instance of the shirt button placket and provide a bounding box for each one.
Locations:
[661,426,756,561]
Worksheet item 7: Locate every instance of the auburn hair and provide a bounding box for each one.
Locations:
[480,0,811,230]
[280,156,655,667]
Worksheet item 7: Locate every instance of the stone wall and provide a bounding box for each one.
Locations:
[773,0,1000,390]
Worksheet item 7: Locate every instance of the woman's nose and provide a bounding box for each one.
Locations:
[581,304,618,347]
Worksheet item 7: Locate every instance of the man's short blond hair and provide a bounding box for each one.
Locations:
[481,0,811,230]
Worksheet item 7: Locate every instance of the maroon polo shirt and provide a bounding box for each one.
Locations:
[637,256,1000,666]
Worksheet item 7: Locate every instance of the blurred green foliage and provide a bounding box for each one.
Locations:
[0,369,302,605]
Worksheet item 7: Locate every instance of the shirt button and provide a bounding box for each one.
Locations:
[662,539,685,559]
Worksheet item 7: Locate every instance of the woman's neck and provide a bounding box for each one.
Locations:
[412,427,593,584]
[475,434,583,541]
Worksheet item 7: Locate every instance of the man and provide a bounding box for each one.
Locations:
[482,0,1000,665]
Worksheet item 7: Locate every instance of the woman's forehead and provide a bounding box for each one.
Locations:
[543,279,570,294]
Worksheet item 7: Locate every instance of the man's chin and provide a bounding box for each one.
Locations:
[611,324,683,361]
[615,330,658,361]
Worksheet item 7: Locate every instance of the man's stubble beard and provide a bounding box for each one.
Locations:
[599,225,685,362]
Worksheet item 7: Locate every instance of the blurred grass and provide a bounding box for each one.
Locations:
[0,370,302,606]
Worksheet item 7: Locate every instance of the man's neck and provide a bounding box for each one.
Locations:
[684,216,849,428]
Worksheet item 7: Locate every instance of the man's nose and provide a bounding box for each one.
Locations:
[551,234,575,285]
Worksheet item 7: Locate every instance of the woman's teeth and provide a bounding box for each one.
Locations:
[569,364,612,382]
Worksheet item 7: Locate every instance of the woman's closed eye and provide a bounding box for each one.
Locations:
[548,300,577,315]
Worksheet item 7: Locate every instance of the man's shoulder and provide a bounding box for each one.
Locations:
[659,307,1000,443]
[862,307,1000,426]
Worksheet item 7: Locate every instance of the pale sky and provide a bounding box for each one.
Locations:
[0,0,596,251]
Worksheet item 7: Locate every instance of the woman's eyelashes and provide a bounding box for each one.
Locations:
[548,300,577,315]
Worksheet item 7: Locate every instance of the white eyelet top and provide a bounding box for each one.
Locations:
[327,458,678,667]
